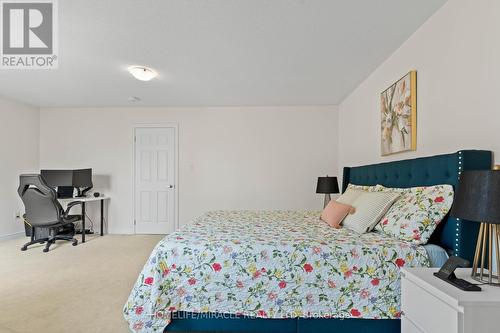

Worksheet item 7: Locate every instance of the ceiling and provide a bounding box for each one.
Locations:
[0,0,447,108]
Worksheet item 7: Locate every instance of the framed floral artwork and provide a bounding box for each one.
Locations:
[381,70,417,156]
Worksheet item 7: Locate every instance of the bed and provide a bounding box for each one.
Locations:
[124,150,492,333]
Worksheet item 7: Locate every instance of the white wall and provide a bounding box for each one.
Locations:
[0,97,40,238]
[39,106,338,234]
[338,0,500,172]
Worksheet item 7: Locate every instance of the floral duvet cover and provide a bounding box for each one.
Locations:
[124,210,429,332]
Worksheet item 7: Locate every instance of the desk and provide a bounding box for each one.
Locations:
[58,196,110,243]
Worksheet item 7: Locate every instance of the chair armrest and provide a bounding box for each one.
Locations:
[64,201,83,218]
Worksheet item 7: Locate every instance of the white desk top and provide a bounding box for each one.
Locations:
[58,195,110,203]
[402,267,500,309]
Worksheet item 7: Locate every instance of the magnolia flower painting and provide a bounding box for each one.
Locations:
[381,71,417,156]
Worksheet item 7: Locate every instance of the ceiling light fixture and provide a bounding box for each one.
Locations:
[128,66,158,81]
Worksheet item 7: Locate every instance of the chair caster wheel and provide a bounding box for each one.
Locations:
[72,240,78,246]
[43,248,49,253]
[21,246,27,251]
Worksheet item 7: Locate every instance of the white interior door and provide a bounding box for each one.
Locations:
[134,127,177,234]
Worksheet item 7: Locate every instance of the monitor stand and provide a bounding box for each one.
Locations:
[75,187,92,198]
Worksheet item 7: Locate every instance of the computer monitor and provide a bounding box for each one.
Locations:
[73,168,93,188]
[56,186,75,199]
[40,170,74,187]
[40,168,93,197]
[73,168,93,197]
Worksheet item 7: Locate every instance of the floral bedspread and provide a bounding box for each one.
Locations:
[124,210,429,332]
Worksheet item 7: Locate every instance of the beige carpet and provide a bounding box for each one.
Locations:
[0,234,163,333]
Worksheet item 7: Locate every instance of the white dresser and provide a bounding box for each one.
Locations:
[401,267,500,333]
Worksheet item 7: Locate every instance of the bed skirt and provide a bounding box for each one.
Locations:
[166,312,400,333]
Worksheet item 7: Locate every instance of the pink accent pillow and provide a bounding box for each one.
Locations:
[320,200,354,229]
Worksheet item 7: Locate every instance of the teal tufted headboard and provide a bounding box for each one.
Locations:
[342,150,492,263]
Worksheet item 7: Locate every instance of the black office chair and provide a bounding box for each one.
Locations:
[18,174,81,252]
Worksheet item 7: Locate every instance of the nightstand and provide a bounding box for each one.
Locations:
[401,267,500,333]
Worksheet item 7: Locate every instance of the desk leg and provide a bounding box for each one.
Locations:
[82,202,86,243]
[100,199,104,236]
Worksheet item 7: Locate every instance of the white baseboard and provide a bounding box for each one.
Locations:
[0,231,24,241]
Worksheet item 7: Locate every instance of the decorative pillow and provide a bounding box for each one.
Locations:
[336,188,363,205]
[337,185,384,206]
[347,184,383,192]
[374,185,454,244]
[320,200,354,229]
[342,191,401,234]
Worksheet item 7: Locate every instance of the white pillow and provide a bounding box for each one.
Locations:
[347,184,383,192]
[342,191,401,233]
[336,188,363,205]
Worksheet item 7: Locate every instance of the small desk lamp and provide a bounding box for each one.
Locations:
[316,176,339,208]
[450,169,500,286]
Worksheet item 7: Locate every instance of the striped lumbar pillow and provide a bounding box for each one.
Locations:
[342,191,401,233]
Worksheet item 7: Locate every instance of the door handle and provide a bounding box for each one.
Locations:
[167,185,175,189]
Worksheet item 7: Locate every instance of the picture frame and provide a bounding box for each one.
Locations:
[380,70,417,156]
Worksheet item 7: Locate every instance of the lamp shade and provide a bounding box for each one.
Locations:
[316,176,339,194]
[450,170,500,224]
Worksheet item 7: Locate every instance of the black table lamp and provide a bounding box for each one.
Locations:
[316,176,339,208]
[450,170,500,286]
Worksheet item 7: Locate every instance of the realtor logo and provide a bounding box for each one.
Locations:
[1,0,58,69]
